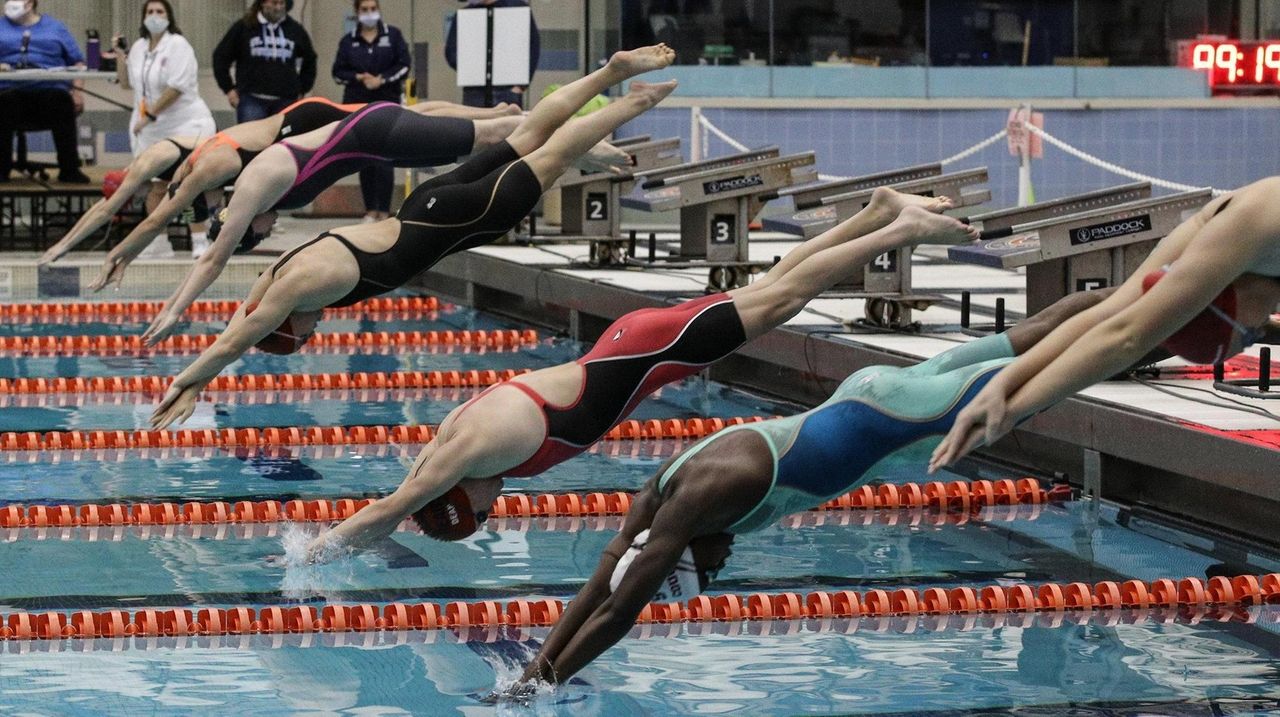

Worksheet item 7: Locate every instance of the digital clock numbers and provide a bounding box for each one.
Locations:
[1177,39,1280,89]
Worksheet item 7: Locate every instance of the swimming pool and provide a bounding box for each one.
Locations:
[1,296,1277,716]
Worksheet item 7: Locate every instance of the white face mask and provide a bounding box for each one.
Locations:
[4,1,27,22]
[358,11,380,27]
[144,15,169,36]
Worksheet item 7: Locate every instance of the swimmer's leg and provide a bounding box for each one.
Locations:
[747,187,956,293]
[730,206,976,338]
[505,45,675,157]
[520,80,678,190]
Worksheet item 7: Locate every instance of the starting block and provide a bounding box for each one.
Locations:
[951,187,1212,314]
[760,162,946,238]
[623,148,818,289]
[557,135,682,237]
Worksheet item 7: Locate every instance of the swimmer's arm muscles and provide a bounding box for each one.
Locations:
[534,503,696,685]
[162,171,286,318]
[1006,203,1271,421]
[520,486,664,684]
[1003,288,1115,355]
[109,172,207,259]
[311,440,467,559]
[170,282,298,393]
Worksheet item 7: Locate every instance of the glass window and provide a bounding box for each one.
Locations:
[771,0,927,66]
[1077,0,1245,66]
[620,0,771,65]
[928,0,1074,66]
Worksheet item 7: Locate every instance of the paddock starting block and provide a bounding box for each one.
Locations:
[761,162,947,238]
[553,136,683,237]
[951,187,1212,314]
[623,147,818,289]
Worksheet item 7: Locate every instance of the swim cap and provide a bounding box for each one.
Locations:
[411,485,487,541]
[243,301,312,355]
[209,207,269,254]
[1141,269,1245,364]
[609,529,703,603]
[102,170,127,199]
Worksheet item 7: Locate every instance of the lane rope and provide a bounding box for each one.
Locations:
[2,602,1277,651]
[0,328,539,357]
[2,575,1275,641]
[0,479,1060,530]
[0,369,534,397]
[0,502,1055,543]
[0,416,771,452]
[0,435,680,464]
[0,296,442,321]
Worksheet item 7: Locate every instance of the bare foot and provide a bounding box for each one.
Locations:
[869,186,957,217]
[627,79,679,108]
[609,44,676,77]
[895,204,979,245]
[497,103,523,117]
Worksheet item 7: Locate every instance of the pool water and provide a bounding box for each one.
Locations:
[1,298,1277,716]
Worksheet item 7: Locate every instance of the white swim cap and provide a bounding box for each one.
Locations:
[609,529,702,603]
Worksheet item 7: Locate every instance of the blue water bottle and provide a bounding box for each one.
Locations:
[86,29,100,70]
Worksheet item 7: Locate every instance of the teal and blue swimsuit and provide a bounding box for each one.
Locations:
[658,333,1017,533]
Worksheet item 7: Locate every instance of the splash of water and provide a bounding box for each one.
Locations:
[276,524,356,600]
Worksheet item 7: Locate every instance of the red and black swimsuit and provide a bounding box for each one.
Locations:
[461,293,749,477]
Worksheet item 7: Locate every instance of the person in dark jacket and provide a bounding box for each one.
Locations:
[332,0,410,221]
[212,0,317,123]
[445,0,540,108]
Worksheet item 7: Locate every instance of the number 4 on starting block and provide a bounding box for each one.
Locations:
[1007,107,1044,159]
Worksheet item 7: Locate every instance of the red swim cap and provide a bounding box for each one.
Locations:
[102,170,127,199]
[243,301,311,355]
[411,485,484,541]
[1141,270,1240,364]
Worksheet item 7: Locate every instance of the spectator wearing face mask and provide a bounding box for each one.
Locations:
[212,0,317,123]
[103,0,215,258]
[0,0,89,183]
[332,0,409,222]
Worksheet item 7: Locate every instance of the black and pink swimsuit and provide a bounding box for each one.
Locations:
[274,102,475,210]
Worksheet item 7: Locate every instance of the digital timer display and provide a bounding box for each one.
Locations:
[1177,39,1280,89]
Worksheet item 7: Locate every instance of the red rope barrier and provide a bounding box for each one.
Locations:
[0,329,539,357]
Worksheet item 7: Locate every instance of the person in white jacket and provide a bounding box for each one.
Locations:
[106,0,215,258]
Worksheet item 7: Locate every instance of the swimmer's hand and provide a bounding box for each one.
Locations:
[576,140,629,175]
[928,381,1015,473]
[89,254,133,292]
[479,682,541,706]
[37,242,68,266]
[141,309,182,346]
[150,382,201,430]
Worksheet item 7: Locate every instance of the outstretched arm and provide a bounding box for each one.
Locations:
[930,182,1279,470]
[305,438,472,562]
[142,161,290,344]
[516,497,694,690]
[90,168,220,291]
[149,274,298,430]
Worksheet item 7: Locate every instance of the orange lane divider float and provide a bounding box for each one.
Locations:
[1,575,1275,641]
[0,416,770,452]
[0,433,688,464]
[0,385,502,409]
[0,479,1058,532]
[0,369,534,397]
[0,328,539,357]
[5,601,1280,651]
[0,479,1057,527]
[0,296,442,322]
[0,502,1055,543]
